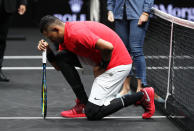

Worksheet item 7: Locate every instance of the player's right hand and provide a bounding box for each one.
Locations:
[138,12,149,26]
[18,5,26,15]
[37,39,49,51]
[107,11,114,22]
[93,66,106,78]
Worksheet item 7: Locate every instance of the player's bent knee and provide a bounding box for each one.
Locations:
[85,102,102,120]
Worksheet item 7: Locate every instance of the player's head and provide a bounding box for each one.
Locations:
[40,15,64,44]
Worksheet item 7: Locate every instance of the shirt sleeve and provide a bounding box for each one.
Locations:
[143,0,154,13]
[72,28,100,49]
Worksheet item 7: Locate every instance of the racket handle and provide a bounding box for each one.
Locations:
[42,50,47,64]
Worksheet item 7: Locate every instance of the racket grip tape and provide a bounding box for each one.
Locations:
[42,50,47,64]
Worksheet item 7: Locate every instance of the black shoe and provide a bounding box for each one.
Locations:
[0,71,9,82]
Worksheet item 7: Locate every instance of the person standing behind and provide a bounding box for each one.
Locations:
[107,0,154,95]
[0,0,27,82]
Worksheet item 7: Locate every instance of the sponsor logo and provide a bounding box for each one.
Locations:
[69,0,83,13]
[94,97,101,100]
[54,0,86,22]
[154,4,194,21]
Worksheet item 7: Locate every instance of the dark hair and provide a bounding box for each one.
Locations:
[39,15,62,33]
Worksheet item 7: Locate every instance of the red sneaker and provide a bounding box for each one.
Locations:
[137,87,155,119]
[61,99,86,118]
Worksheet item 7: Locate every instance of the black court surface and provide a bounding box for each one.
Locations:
[0,28,182,131]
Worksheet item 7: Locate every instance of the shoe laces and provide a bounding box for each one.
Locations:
[141,93,151,111]
[72,100,85,113]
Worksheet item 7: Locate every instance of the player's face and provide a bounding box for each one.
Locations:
[43,27,64,44]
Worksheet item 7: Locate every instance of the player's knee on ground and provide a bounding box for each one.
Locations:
[85,102,102,120]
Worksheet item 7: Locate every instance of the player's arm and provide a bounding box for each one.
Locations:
[93,39,113,77]
[138,0,154,25]
[37,40,61,70]
[94,38,113,76]
[95,39,113,68]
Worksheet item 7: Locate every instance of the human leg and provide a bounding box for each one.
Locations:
[88,65,132,106]
[85,64,154,120]
[128,20,164,102]
[137,79,142,92]
[84,65,155,120]
[115,19,130,52]
[85,64,133,120]
[0,7,12,82]
[46,50,88,117]
[115,19,132,95]
[85,92,144,120]
[85,87,155,120]
[117,76,131,97]
[129,19,148,91]
[85,64,155,120]
[55,51,88,105]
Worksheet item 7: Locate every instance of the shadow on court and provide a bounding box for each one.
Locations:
[0,28,181,131]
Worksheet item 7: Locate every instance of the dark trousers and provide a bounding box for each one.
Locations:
[85,92,144,120]
[51,50,88,105]
[50,50,143,120]
[0,3,12,68]
[114,19,149,86]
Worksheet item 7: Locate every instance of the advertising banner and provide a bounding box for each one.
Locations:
[12,0,194,27]
[12,0,90,27]
[154,0,194,21]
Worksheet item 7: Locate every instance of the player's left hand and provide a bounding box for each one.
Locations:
[107,11,115,22]
[18,5,26,15]
[138,12,149,26]
[37,39,49,51]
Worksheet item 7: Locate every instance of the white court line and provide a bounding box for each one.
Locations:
[0,116,185,120]
[2,67,54,70]
[3,55,194,70]
[145,56,193,59]
[2,66,194,70]
[4,55,193,59]
[147,66,194,70]
[4,56,42,59]
[2,67,83,70]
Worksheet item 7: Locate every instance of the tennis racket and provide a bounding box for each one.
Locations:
[41,50,47,119]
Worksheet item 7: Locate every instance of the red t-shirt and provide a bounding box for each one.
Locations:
[59,21,132,70]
